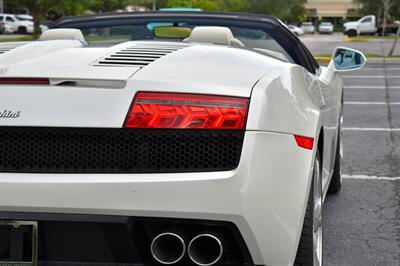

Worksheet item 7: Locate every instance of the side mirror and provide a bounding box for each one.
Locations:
[328,47,367,72]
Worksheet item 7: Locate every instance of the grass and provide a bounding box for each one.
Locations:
[153,27,191,39]
[0,35,35,42]
[85,34,131,43]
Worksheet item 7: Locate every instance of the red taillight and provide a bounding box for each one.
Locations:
[0,78,50,85]
[294,135,314,150]
[125,92,249,130]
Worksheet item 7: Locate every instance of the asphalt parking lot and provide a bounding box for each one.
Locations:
[323,64,400,265]
[0,34,28,40]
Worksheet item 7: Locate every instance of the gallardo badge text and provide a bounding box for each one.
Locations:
[0,110,21,118]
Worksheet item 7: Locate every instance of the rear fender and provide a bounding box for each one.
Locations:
[247,65,321,138]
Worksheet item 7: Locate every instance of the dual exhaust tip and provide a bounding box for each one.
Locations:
[151,232,223,265]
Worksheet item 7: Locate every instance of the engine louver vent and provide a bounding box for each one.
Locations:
[95,44,189,67]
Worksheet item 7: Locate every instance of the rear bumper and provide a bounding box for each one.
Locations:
[0,213,254,265]
[0,131,315,266]
[319,28,333,33]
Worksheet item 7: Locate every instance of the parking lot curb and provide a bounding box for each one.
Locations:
[315,57,331,64]
[344,37,369,43]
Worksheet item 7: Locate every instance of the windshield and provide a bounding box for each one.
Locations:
[60,17,297,63]
[321,22,332,26]
[15,16,32,21]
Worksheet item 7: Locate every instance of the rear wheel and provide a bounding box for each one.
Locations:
[295,152,323,266]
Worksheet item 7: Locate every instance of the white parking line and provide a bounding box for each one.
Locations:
[344,86,384,89]
[343,127,400,132]
[342,174,400,181]
[342,75,400,79]
[344,102,400,105]
[343,86,400,90]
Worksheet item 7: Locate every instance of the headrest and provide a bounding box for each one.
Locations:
[39,29,85,42]
[185,26,244,47]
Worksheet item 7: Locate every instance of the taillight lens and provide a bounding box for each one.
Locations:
[294,135,314,150]
[125,92,249,130]
[0,78,50,85]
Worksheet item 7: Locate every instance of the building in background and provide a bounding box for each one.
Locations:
[305,0,362,24]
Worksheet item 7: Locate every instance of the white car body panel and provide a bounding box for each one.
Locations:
[0,131,315,265]
[0,39,344,265]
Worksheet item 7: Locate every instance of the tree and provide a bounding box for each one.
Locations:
[382,0,392,36]
[138,0,306,21]
[5,0,130,38]
[88,0,130,13]
[6,0,307,38]
[245,0,306,22]
[5,0,61,37]
[52,0,92,16]
[355,0,400,24]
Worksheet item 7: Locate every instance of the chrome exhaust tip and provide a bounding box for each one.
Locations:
[150,232,186,265]
[188,234,224,266]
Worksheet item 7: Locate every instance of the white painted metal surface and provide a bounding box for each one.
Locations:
[0,40,359,265]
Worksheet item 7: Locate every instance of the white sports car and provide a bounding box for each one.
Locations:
[0,12,365,266]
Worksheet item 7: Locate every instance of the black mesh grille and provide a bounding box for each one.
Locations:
[0,127,244,173]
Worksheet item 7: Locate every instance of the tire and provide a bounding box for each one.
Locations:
[295,152,323,266]
[328,130,342,194]
[346,30,357,37]
[17,26,27,34]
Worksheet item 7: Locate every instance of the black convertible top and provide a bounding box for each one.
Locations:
[55,11,298,46]
[55,11,319,74]
[56,11,281,27]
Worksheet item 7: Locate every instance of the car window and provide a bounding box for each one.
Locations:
[16,16,33,21]
[0,16,3,21]
[230,27,293,61]
[6,16,15,22]
[80,23,294,63]
[361,17,372,23]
